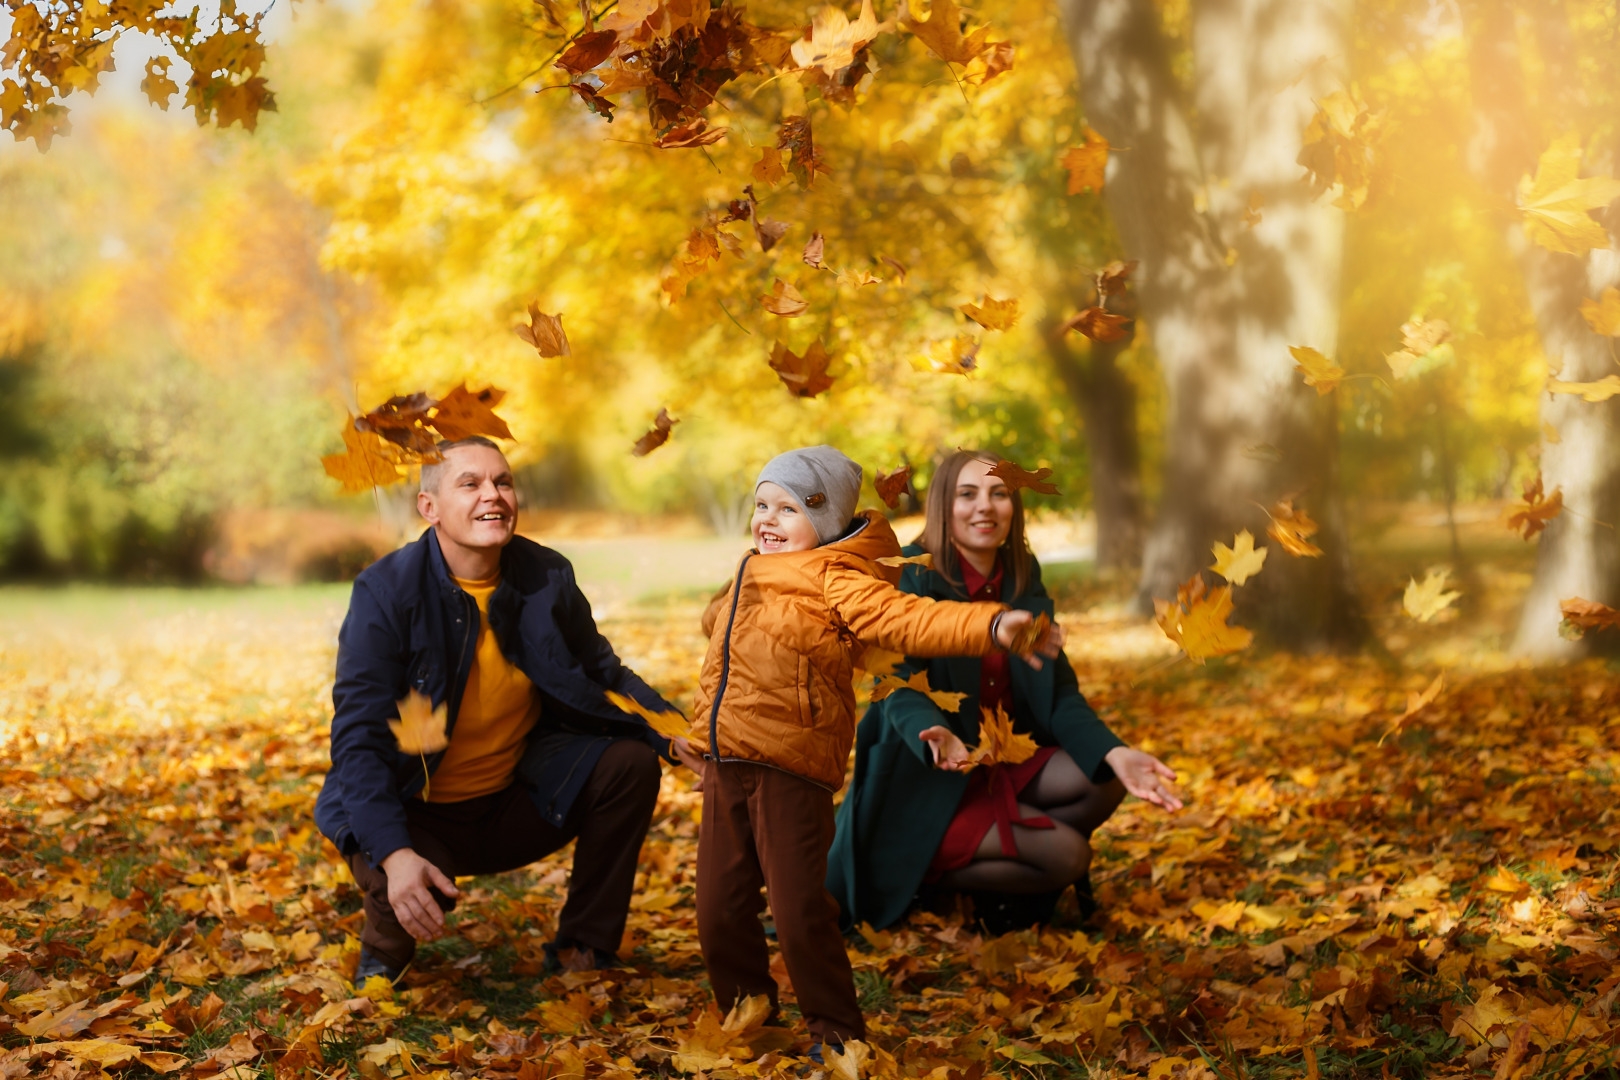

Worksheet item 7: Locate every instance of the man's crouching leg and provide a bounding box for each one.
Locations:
[346,848,449,976]
[554,739,661,959]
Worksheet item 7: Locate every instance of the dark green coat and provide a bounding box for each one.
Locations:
[826,548,1125,929]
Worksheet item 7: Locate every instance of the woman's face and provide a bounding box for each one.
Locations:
[949,458,1014,559]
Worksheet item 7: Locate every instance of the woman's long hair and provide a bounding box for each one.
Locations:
[915,449,1032,598]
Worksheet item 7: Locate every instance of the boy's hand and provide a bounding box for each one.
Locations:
[380,848,459,941]
[671,737,706,791]
[1104,747,1183,811]
[993,610,1067,669]
[919,725,972,771]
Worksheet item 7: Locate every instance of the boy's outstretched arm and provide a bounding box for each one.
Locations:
[823,565,1003,658]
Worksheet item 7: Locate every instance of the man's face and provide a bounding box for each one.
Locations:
[418,445,517,556]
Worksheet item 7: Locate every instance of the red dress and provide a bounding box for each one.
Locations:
[926,553,1057,879]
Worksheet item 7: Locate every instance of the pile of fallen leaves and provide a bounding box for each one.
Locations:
[1,587,1617,1080]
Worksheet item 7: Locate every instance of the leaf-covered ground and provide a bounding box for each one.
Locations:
[1,563,1618,1080]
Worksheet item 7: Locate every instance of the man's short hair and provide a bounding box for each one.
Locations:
[419,436,505,493]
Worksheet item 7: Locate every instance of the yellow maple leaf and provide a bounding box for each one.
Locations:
[1548,374,1620,402]
[853,646,904,677]
[1209,529,1268,586]
[967,704,1040,767]
[910,334,980,376]
[1381,673,1443,745]
[791,0,887,76]
[1061,128,1109,195]
[875,552,933,568]
[1403,568,1460,622]
[322,423,404,494]
[390,690,448,754]
[1290,345,1344,395]
[604,690,690,740]
[752,146,786,186]
[1580,287,1620,336]
[1505,474,1562,539]
[960,295,1019,331]
[1517,133,1620,257]
[759,278,809,317]
[902,0,994,66]
[871,670,967,713]
[1266,500,1324,557]
[1154,574,1253,663]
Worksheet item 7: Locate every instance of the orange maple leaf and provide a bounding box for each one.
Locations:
[390,690,448,754]
[987,458,1060,496]
[354,392,441,458]
[1096,259,1137,296]
[513,303,571,358]
[960,296,1019,331]
[1153,573,1253,664]
[874,465,912,508]
[555,30,619,75]
[902,0,995,66]
[631,407,679,457]
[1505,473,1563,539]
[1559,597,1620,640]
[760,279,809,317]
[768,340,836,398]
[966,704,1040,767]
[605,690,690,740]
[871,670,967,713]
[429,384,513,442]
[1266,499,1324,557]
[1059,306,1132,343]
[1061,128,1109,195]
[322,423,405,493]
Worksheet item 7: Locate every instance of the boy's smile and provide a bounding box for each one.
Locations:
[751,481,821,552]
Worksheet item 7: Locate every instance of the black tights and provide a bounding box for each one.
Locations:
[936,750,1125,894]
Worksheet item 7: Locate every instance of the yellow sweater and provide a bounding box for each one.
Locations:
[424,574,541,802]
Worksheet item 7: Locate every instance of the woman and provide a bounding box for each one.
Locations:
[827,451,1180,932]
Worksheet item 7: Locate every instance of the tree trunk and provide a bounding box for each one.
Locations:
[1057,0,1364,648]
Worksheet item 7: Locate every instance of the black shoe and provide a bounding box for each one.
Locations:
[541,938,621,973]
[970,888,1063,936]
[356,947,404,984]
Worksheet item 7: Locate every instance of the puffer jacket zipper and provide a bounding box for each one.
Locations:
[707,552,753,760]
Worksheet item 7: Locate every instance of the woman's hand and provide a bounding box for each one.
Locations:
[919,725,973,771]
[671,736,706,791]
[1104,747,1182,811]
[992,610,1067,670]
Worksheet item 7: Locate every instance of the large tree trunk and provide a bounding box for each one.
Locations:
[1057,0,1364,648]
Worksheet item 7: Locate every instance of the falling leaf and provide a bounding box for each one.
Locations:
[354,393,441,457]
[1297,89,1382,211]
[1505,473,1563,539]
[1580,288,1620,336]
[568,82,615,121]
[631,407,679,456]
[605,690,690,740]
[853,647,904,676]
[1404,568,1460,622]
[555,30,620,74]
[1559,597,1620,640]
[1266,500,1324,557]
[987,458,1060,496]
[1004,611,1051,656]
[1096,259,1137,295]
[835,267,883,288]
[322,423,404,493]
[768,339,836,398]
[1381,673,1443,744]
[790,0,886,76]
[1517,133,1620,257]
[777,115,829,189]
[1401,317,1452,355]
[1290,345,1344,395]
[390,690,448,754]
[656,117,728,148]
[1210,530,1268,586]
[902,0,995,66]
[874,465,912,508]
[879,254,909,282]
[1154,573,1253,663]
[760,279,809,317]
[429,384,514,442]
[960,704,1039,767]
[1059,306,1132,342]
[912,334,981,376]
[752,146,786,186]
[803,232,825,269]
[513,303,571,357]
[871,670,967,712]
[1548,374,1620,402]
[960,296,1019,331]
[1061,127,1109,195]
[876,552,933,568]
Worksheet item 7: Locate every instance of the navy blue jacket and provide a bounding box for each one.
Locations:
[313,528,676,867]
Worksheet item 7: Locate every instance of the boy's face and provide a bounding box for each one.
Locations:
[752,481,820,553]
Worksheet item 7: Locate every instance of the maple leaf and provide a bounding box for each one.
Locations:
[902,0,994,66]
[631,407,678,456]
[1381,673,1443,745]
[874,465,912,508]
[803,232,825,269]
[825,1040,874,1080]
[428,384,514,442]
[760,279,809,317]
[1210,530,1268,586]
[1297,89,1382,210]
[604,690,690,740]
[1548,374,1620,402]
[656,117,727,148]
[1059,306,1132,343]
[1401,317,1452,355]
[1505,473,1563,539]
[768,339,836,397]
[1266,500,1323,557]
[390,690,448,754]
[1154,573,1253,663]
[876,552,933,568]
[141,57,179,107]
[1580,288,1620,336]
[513,303,571,357]
[871,670,967,712]
[568,82,615,121]
[322,424,404,493]
[965,41,1015,85]
[752,147,786,186]
[1403,568,1460,622]
[960,296,1019,331]
[1517,133,1620,257]
[912,334,980,375]
[853,646,904,676]
[1558,597,1620,640]
[1005,611,1051,656]
[1290,345,1344,395]
[1061,127,1109,195]
[555,30,620,75]
[960,705,1039,767]
[790,0,886,77]
[1096,259,1137,296]
[354,393,441,458]
[835,267,883,288]
[988,458,1060,495]
[778,115,829,189]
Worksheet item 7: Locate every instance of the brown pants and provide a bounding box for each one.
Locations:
[696,759,865,1044]
[345,739,660,969]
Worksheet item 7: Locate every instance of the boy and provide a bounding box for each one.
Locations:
[690,446,1057,1056]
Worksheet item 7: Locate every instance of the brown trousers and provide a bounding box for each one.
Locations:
[345,739,660,969]
[696,759,865,1044]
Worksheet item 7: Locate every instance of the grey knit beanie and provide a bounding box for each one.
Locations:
[756,446,864,545]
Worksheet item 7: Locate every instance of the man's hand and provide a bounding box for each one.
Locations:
[380,848,459,941]
[1104,747,1183,811]
[670,736,706,791]
[992,610,1067,670]
[919,725,972,771]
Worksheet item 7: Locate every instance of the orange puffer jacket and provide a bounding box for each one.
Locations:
[691,510,1005,790]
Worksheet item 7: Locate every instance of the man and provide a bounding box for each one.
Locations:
[314,436,702,981]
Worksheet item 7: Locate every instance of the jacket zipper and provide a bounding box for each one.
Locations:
[707,553,753,763]
[426,590,476,801]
